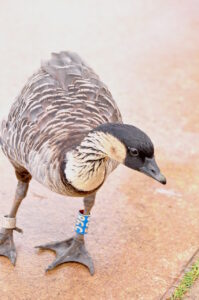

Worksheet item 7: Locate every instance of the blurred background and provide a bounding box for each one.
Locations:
[0,1,199,299]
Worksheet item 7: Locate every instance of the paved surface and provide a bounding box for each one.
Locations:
[0,1,199,299]
[186,280,199,300]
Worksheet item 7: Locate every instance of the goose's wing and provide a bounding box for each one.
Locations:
[0,52,122,171]
[41,51,122,125]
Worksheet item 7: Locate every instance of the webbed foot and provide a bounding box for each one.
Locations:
[36,237,94,275]
[0,229,19,265]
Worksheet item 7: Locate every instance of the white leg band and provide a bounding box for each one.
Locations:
[1,215,16,229]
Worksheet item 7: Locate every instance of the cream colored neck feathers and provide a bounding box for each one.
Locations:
[64,131,126,192]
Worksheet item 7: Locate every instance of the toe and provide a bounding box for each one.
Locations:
[0,232,17,265]
[45,256,64,272]
[35,243,59,252]
[8,249,17,266]
[36,238,74,252]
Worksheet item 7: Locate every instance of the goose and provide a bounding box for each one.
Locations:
[0,51,166,275]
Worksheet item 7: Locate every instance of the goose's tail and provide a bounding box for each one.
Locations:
[41,51,99,90]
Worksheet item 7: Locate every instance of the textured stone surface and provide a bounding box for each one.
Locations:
[0,1,199,299]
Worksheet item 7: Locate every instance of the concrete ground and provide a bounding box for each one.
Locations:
[186,281,199,300]
[0,1,199,299]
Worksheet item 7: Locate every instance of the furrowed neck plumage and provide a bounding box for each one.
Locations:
[64,130,126,192]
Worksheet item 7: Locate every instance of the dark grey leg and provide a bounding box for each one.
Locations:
[36,193,96,275]
[0,177,30,265]
[9,180,29,218]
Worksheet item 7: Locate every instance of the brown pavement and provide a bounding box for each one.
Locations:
[0,1,199,299]
[186,280,199,300]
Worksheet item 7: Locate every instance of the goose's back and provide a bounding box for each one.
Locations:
[0,52,122,190]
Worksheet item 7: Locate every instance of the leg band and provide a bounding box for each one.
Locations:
[1,215,16,229]
[75,210,90,235]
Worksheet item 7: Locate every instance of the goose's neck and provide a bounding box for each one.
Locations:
[64,130,126,192]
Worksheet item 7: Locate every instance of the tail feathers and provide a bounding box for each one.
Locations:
[41,51,99,90]
[51,51,86,66]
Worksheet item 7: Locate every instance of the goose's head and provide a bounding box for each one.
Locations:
[94,123,166,185]
[65,123,166,193]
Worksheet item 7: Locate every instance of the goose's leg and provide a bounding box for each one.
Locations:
[0,171,31,265]
[36,193,96,275]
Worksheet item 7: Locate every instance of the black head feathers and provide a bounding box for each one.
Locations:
[94,123,154,159]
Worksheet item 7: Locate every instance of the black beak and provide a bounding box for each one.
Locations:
[139,157,166,185]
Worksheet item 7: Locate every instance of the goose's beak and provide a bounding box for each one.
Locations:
[139,157,166,185]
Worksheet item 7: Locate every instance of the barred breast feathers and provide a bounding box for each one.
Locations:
[64,131,126,192]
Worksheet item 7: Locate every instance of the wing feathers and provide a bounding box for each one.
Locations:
[0,51,122,191]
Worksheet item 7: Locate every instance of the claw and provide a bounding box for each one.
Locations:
[45,257,63,272]
[36,237,95,275]
[14,227,23,234]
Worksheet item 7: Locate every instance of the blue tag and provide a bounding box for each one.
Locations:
[75,210,90,235]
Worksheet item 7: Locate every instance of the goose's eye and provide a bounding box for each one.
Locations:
[129,148,139,157]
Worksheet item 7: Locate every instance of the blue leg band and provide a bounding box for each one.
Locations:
[75,210,90,235]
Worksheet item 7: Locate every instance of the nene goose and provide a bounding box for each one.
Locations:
[0,51,166,275]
